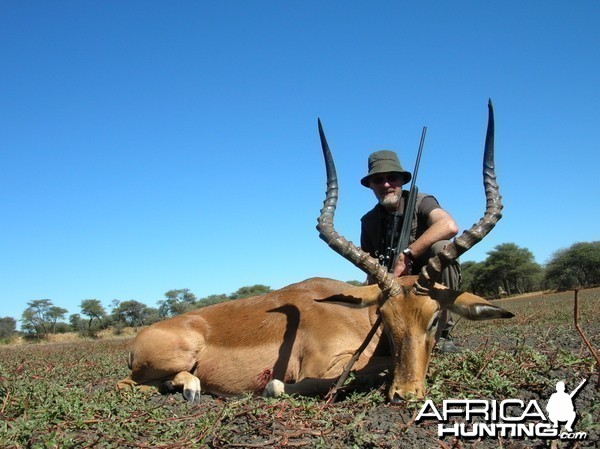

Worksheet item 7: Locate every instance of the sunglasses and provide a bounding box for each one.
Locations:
[370,173,402,185]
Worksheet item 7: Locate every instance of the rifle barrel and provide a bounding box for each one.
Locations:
[392,126,427,269]
[411,126,427,185]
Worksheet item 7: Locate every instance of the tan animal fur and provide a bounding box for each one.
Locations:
[117,275,512,402]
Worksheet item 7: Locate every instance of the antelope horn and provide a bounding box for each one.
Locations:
[316,119,402,297]
[414,100,502,294]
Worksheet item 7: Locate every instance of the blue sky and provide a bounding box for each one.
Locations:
[1,2,598,325]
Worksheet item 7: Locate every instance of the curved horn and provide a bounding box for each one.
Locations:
[414,100,502,294]
[316,119,402,296]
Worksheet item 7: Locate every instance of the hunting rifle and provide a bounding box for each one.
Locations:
[388,126,427,272]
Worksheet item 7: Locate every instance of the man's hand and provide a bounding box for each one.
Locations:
[393,253,412,277]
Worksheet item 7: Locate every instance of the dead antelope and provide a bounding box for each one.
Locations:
[117,101,513,402]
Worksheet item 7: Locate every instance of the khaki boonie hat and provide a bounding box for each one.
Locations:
[360,150,412,187]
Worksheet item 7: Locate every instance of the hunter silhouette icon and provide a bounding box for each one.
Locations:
[546,379,586,432]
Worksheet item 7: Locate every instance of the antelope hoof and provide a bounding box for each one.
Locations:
[263,379,285,397]
[183,387,199,402]
[163,373,202,402]
[183,377,201,402]
[390,393,405,406]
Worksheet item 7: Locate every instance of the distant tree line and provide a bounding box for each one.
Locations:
[1,284,272,342]
[1,241,598,342]
[461,241,599,297]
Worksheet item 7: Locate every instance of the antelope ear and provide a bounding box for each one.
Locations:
[318,284,383,308]
[430,288,514,321]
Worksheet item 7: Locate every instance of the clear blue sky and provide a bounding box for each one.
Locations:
[2,1,598,325]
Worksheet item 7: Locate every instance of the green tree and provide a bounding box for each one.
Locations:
[112,300,152,329]
[483,243,543,295]
[143,307,161,325]
[460,261,485,295]
[69,313,86,333]
[0,317,17,340]
[21,299,67,338]
[461,261,503,297]
[545,241,600,290]
[158,289,198,317]
[229,284,271,300]
[346,280,364,287]
[197,294,229,308]
[80,299,107,331]
[47,306,69,334]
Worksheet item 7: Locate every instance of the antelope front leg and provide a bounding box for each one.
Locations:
[163,371,201,402]
[263,377,337,397]
[263,357,392,398]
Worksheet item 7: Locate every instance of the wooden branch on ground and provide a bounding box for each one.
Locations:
[573,289,600,388]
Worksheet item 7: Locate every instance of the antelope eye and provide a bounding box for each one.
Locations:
[427,311,440,333]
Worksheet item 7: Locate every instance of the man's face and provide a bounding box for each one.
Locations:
[368,172,404,211]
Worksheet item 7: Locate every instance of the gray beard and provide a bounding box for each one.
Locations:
[380,192,401,212]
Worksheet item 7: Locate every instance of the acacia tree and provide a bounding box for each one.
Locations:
[112,300,159,329]
[197,294,229,308]
[461,261,493,296]
[80,299,107,331]
[483,243,543,295]
[229,284,271,300]
[69,313,85,333]
[0,317,17,340]
[545,241,600,290]
[21,299,68,338]
[346,280,364,287]
[462,243,543,297]
[47,306,69,334]
[158,289,198,317]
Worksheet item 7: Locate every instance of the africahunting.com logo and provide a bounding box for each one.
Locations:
[415,378,589,441]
